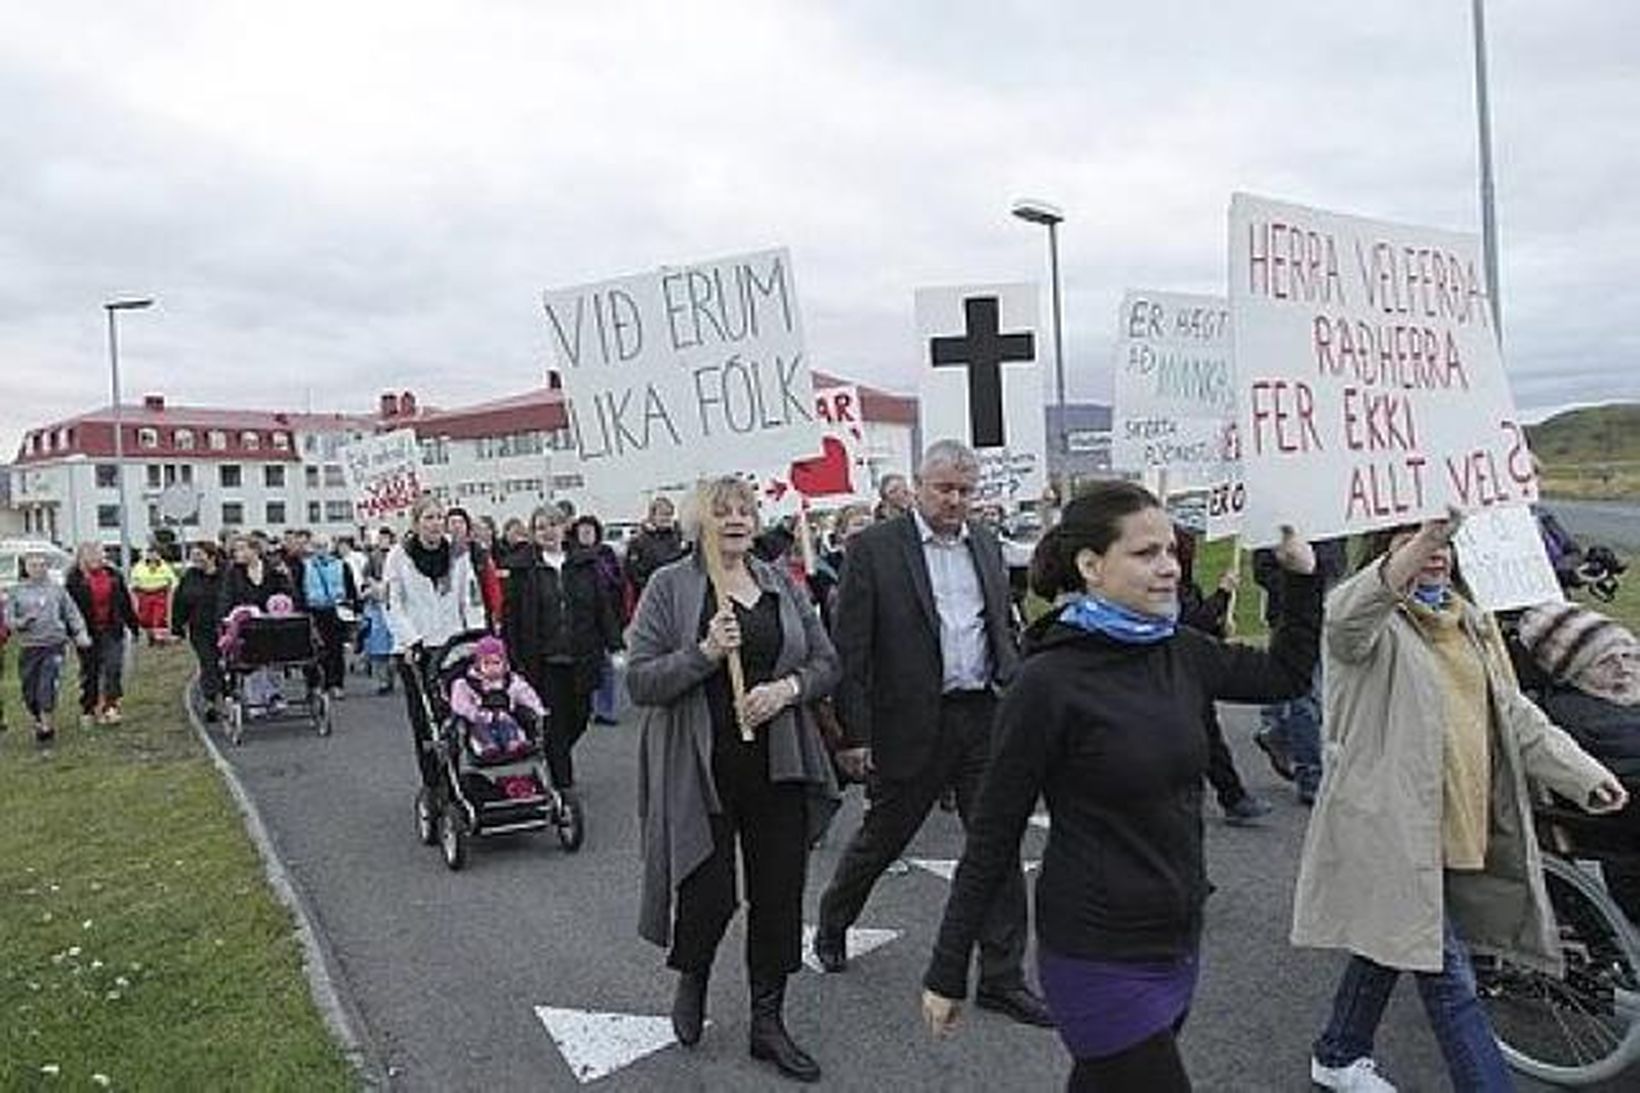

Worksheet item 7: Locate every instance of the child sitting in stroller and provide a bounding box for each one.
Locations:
[448,636,544,761]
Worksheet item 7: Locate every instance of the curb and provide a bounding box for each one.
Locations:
[181,680,384,1088]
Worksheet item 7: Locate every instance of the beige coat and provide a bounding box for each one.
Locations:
[1291,563,1611,973]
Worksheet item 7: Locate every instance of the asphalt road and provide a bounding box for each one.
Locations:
[209,677,1629,1092]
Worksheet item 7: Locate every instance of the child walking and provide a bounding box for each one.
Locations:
[4,550,92,743]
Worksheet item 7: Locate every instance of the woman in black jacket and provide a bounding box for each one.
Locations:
[218,535,294,615]
[920,482,1320,1092]
[65,542,141,725]
[502,506,621,798]
[171,542,227,719]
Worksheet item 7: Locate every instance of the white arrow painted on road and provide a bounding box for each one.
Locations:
[534,1005,693,1084]
[800,924,900,972]
[907,858,1040,882]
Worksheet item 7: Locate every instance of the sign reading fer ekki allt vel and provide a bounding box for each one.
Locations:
[1230,193,1537,547]
[542,248,821,493]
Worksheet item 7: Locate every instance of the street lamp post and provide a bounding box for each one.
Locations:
[1471,0,1503,339]
[1011,199,1067,468]
[105,297,154,570]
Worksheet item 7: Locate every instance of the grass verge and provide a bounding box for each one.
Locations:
[0,642,356,1091]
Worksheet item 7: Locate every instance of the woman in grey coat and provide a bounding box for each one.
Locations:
[626,477,840,1083]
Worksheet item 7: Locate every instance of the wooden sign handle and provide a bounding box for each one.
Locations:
[1223,538,1242,639]
[700,513,753,742]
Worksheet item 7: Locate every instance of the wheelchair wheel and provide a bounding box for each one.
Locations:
[439,806,468,871]
[414,787,438,846]
[1477,854,1640,1085]
[556,791,585,853]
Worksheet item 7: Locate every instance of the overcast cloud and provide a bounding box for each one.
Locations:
[2,0,1636,457]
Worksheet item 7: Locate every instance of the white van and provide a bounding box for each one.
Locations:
[0,539,73,592]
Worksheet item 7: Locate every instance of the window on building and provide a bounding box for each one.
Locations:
[180,464,193,484]
[272,432,291,451]
[420,437,448,465]
[324,500,353,523]
[265,501,286,525]
[97,504,120,529]
[323,464,345,488]
[264,464,286,489]
[307,501,322,523]
[241,431,261,452]
[56,428,69,450]
[148,504,162,528]
[305,466,320,489]
[221,502,244,526]
[175,428,195,451]
[303,434,318,455]
[219,464,242,488]
[137,427,159,449]
[163,464,182,487]
[95,463,118,489]
[208,430,228,451]
[146,465,162,489]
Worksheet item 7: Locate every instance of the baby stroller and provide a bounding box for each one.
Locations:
[219,614,333,745]
[409,631,585,870]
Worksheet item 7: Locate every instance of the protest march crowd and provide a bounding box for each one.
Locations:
[3,438,1638,1092]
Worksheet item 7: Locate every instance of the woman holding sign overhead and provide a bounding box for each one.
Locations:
[626,476,839,1083]
[1295,512,1628,1092]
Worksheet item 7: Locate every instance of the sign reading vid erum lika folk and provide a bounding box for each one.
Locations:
[915,282,1047,504]
[1230,193,1537,547]
[340,429,423,523]
[1111,290,1244,539]
[542,248,820,493]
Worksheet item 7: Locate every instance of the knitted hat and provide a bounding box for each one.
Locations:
[474,635,507,662]
[1517,603,1637,685]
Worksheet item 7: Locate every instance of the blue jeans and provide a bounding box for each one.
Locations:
[1315,916,1513,1091]
[1261,665,1322,795]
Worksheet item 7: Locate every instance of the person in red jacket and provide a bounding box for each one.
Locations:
[64,542,141,725]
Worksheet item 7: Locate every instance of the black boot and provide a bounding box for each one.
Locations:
[671,968,709,1047]
[748,973,820,1083]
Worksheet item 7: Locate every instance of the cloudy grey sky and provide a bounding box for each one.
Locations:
[3,0,1636,458]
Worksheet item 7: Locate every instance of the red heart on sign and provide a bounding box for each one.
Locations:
[790,436,854,498]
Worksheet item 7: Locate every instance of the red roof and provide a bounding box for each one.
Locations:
[13,402,379,465]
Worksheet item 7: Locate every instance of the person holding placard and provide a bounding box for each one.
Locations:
[920,482,1321,1090]
[626,477,839,1083]
[1294,512,1629,1092]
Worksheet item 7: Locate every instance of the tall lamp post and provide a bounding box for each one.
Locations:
[1011,199,1067,469]
[105,297,154,570]
[1471,0,1503,339]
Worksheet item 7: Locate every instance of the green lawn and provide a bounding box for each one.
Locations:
[0,642,356,1091]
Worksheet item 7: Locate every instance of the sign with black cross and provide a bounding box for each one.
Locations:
[915,282,1048,505]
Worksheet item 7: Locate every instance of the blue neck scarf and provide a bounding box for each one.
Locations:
[1060,595,1177,644]
[1411,582,1450,609]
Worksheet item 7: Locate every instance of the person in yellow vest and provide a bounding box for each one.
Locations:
[130,546,180,646]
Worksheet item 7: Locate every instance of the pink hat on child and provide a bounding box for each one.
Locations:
[474,635,507,661]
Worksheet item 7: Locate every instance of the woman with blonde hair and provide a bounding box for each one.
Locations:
[1296,510,1629,1092]
[627,476,839,1083]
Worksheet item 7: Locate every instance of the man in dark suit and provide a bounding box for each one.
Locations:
[813,440,1050,1027]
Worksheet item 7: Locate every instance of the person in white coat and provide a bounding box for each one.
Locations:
[384,496,485,790]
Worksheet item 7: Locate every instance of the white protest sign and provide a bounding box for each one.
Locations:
[542,248,821,495]
[340,430,423,523]
[1453,504,1564,612]
[915,283,1047,506]
[1111,290,1244,539]
[740,385,873,518]
[1230,194,1537,547]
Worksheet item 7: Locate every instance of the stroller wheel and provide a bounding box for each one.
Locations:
[228,702,244,746]
[439,806,468,870]
[414,787,438,846]
[556,791,585,853]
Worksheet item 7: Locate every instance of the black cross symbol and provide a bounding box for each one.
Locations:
[930,296,1035,448]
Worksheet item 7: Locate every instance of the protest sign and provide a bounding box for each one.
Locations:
[740,385,873,518]
[1111,290,1244,538]
[1453,504,1564,612]
[542,248,821,495]
[915,282,1047,505]
[1230,193,1537,546]
[340,429,423,523]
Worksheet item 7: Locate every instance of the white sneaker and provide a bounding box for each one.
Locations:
[1311,1056,1396,1091]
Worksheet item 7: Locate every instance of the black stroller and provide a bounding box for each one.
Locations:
[409,631,585,870]
[219,614,333,745]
